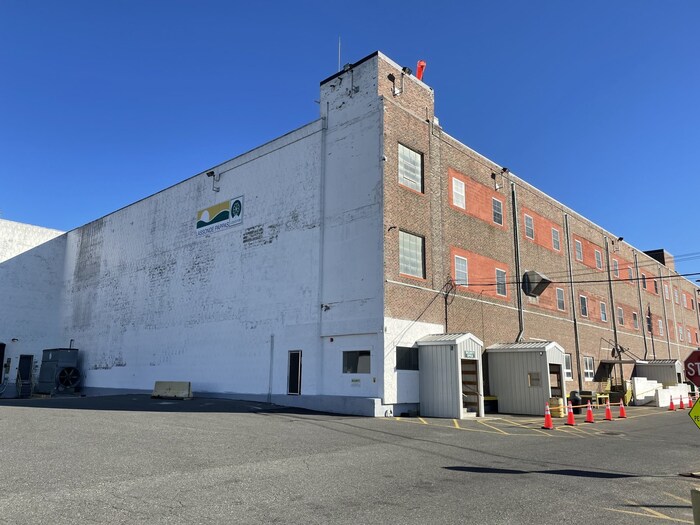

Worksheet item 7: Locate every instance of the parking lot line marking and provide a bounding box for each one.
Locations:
[452,419,460,429]
[418,417,428,425]
[477,420,509,435]
[604,507,693,523]
[554,427,583,437]
[663,492,691,505]
[500,419,553,437]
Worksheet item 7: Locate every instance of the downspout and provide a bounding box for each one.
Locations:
[604,237,623,391]
[564,214,584,392]
[658,266,672,358]
[316,105,329,395]
[633,251,649,360]
[510,180,524,342]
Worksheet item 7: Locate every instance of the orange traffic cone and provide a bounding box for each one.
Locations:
[542,402,554,430]
[565,401,576,426]
[604,398,613,421]
[618,399,627,418]
[668,396,676,411]
[689,395,694,409]
[679,396,685,409]
[585,400,595,423]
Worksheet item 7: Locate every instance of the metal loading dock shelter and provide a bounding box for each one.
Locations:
[416,334,484,419]
[486,341,567,416]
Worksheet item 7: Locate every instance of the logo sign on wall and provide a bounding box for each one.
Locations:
[196,196,244,236]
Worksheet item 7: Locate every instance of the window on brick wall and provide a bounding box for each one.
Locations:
[642,274,647,289]
[633,312,639,329]
[492,198,503,225]
[556,288,565,311]
[454,255,468,286]
[398,144,423,192]
[496,268,507,296]
[551,228,560,251]
[579,295,588,317]
[654,280,659,294]
[658,319,664,336]
[399,231,424,278]
[679,325,684,342]
[617,307,624,325]
[682,294,688,308]
[627,268,633,281]
[647,314,653,333]
[584,356,595,381]
[664,284,669,300]
[613,259,619,277]
[595,250,603,270]
[674,288,680,304]
[524,214,534,239]
[687,329,691,342]
[452,177,465,209]
[564,354,573,380]
[575,240,583,262]
[600,302,608,322]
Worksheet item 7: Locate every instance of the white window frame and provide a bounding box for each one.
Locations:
[600,302,608,322]
[674,288,680,304]
[579,295,588,317]
[452,177,465,209]
[658,319,664,337]
[399,231,425,278]
[492,198,503,226]
[679,325,684,342]
[617,307,624,325]
[664,284,669,300]
[687,329,692,342]
[574,240,583,261]
[583,356,595,381]
[564,354,573,381]
[594,249,602,270]
[551,228,560,251]
[398,144,423,192]
[627,268,633,281]
[556,288,565,311]
[682,293,688,308]
[524,214,534,239]
[613,259,619,278]
[633,311,639,329]
[454,255,468,286]
[495,268,507,297]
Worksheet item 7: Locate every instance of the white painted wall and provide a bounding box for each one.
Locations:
[0,219,63,263]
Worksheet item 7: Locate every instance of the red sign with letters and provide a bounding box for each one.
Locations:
[685,350,700,388]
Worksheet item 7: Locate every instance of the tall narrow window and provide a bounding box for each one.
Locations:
[496,269,507,297]
[564,354,573,380]
[399,231,424,278]
[633,312,639,329]
[682,293,688,308]
[654,280,659,294]
[524,214,534,239]
[551,228,560,251]
[641,274,647,289]
[575,240,583,262]
[674,288,680,304]
[613,259,619,277]
[627,268,633,281]
[594,250,602,270]
[556,288,565,311]
[398,144,423,192]
[658,319,664,336]
[454,255,468,286]
[492,198,503,225]
[600,302,608,322]
[679,325,684,342]
[579,295,588,317]
[584,356,595,381]
[664,284,669,300]
[617,307,624,325]
[687,329,691,342]
[452,177,465,209]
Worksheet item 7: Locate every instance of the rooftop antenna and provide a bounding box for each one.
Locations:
[338,36,341,71]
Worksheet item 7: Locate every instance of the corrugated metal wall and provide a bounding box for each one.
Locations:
[488,351,550,415]
[635,363,681,387]
[419,344,460,418]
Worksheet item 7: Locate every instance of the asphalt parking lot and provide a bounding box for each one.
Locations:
[0,395,698,524]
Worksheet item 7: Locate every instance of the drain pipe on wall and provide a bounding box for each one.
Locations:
[564,213,584,392]
[510,178,524,343]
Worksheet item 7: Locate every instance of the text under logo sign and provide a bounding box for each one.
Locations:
[196,196,243,236]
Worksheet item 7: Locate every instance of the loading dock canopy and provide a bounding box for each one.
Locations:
[416,333,484,419]
[486,341,567,416]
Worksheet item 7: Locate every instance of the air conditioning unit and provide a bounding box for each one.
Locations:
[35,348,81,395]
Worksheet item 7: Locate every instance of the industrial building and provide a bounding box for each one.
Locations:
[1,51,697,415]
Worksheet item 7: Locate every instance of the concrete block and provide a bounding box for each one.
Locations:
[151,381,192,400]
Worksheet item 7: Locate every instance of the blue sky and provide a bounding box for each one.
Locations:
[1,1,698,274]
